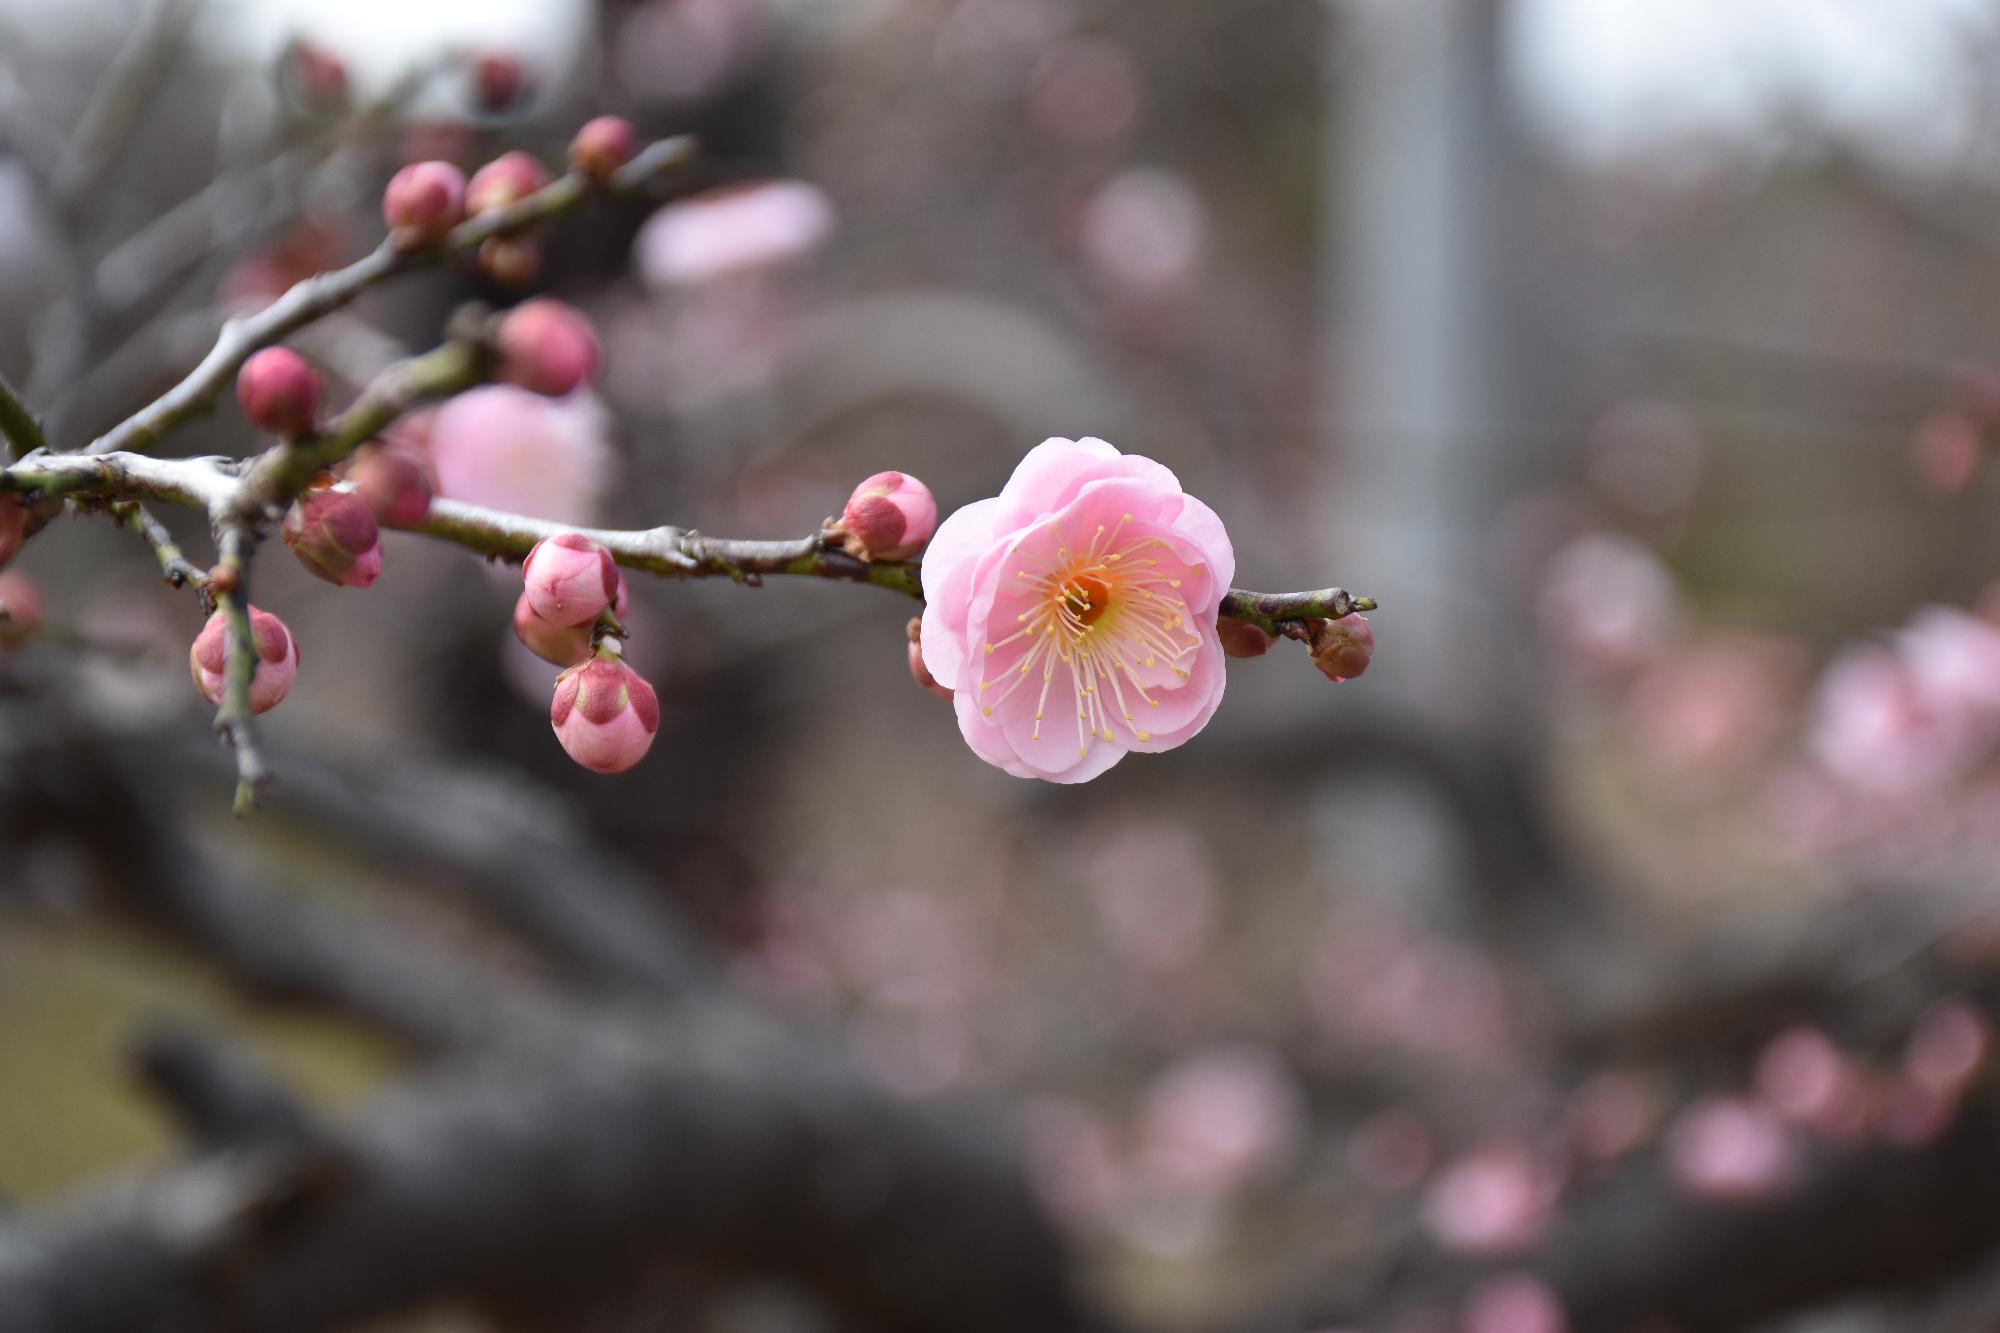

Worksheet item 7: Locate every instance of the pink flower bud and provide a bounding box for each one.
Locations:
[569,115,637,180]
[286,41,349,111]
[382,160,467,246]
[282,487,382,587]
[0,570,42,640]
[523,532,618,626]
[551,647,659,772]
[496,299,602,397]
[470,52,530,113]
[514,577,628,666]
[1217,619,1273,658]
[190,606,299,714]
[236,347,321,437]
[477,235,541,286]
[466,150,552,216]
[841,471,936,562]
[907,618,952,701]
[346,442,433,526]
[0,495,25,569]
[1309,612,1373,682]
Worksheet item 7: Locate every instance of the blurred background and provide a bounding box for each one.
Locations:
[5,1,2000,1330]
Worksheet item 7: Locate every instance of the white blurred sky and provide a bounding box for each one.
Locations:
[1511,0,2000,172]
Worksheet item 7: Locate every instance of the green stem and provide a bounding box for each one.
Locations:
[0,375,48,461]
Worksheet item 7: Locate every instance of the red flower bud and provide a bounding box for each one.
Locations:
[235,347,321,437]
[470,52,530,113]
[1217,619,1274,659]
[840,471,937,561]
[346,442,433,527]
[282,487,382,587]
[496,299,601,397]
[569,116,637,181]
[1308,613,1373,683]
[286,41,349,112]
[523,532,619,627]
[466,150,552,217]
[383,160,467,247]
[514,576,628,666]
[190,606,299,714]
[551,646,659,773]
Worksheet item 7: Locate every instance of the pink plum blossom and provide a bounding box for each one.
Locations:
[190,606,299,714]
[635,180,834,288]
[550,647,659,773]
[1808,643,1983,795]
[523,533,619,627]
[1133,1045,1302,1201]
[841,470,936,561]
[281,487,382,588]
[1665,1098,1797,1202]
[1462,1275,1568,1333]
[919,436,1233,783]
[426,386,614,524]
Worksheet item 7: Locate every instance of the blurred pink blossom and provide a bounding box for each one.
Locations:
[1023,1096,1125,1225]
[1347,1108,1437,1192]
[1081,818,1219,975]
[1665,1098,1797,1202]
[614,0,773,103]
[635,181,834,289]
[1623,631,1805,770]
[1911,409,1985,498]
[1133,1045,1303,1202]
[1564,1070,1661,1163]
[1536,533,1681,678]
[1905,998,1990,1099]
[1080,168,1208,295]
[426,387,615,525]
[1899,606,2000,720]
[1422,1143,1558,1256]
[1462,1274,1568,1333]
[1753,1028,1871,1141]
[1808,643,1984,796]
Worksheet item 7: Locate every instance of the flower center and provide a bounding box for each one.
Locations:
[976,514,1204,758]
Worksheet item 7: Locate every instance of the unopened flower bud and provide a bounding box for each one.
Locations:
[347,442,433,526]
[1217,619,1273,659]
[840,471,937,562]
[466,150,552,217]
[383,160,467,246]
[190,606,299,713]
[1308,613,1373,683]
[0,495,26,569]
[470,52,529,113]
[477,235,541,286]
[286,40,349,112]
[496,299,601,397]
[551,646,659,772]
[514,577,628,666]
[569,116,637,180]
[282,487,382,587]
[0,570,42,640]
[523,532,618,627]
[907,619,952,702]
[236,347,320,437]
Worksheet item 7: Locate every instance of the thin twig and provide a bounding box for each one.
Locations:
[51,0,203,210]
[212,526,268,815]
[81,135,698,458]
[111,501,206,594]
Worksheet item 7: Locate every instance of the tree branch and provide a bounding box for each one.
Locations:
[80,135,698,458]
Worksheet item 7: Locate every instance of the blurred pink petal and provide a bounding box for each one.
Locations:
[426,386,615,525]
[1423,1144,1558,1256]
[1134,1045,1303,1202]
[636,181,834,288]
[1665,1098,1797,1202]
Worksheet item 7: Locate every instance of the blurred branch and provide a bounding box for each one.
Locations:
[110,502,206,596]
[81,134,698,458]
[50,0,202,210]
[0,375,47,461]
[127,1022,323,1153]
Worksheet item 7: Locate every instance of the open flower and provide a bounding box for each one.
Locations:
[920,437,1232,782]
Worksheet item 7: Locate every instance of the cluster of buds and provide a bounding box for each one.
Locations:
[1220,610,1374,681]
[517,533,659,772]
